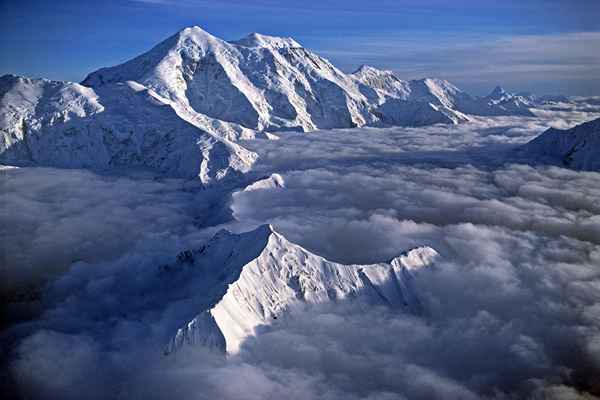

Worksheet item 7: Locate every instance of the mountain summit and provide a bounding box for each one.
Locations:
[162,224,440,354]
[231,32,302,48]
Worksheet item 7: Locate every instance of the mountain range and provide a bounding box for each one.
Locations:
[1,26,573,181]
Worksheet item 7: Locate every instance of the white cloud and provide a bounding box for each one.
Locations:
[4,108,600,398]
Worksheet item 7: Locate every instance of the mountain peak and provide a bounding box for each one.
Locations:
[353,64,394,76]
[355,64,377,72]
[489,85,508,98]
[165,224,440,354]
[232,32,301,48]
[174,25,224,48]
[176,25,219,39]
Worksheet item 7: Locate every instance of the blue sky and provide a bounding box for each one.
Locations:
[1,0,599,95]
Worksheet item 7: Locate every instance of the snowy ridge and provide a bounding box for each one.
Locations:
[0,74,255,184]
[164,224,440,354]
[518,117,600,171]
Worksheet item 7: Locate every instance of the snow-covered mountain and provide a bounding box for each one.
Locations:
[350,66,535,120]
[519,117,600,171]
[163,224,439,354]
[0,26,553,178]
[480,86,537,115]
[82,26,374,133]
[82,27,536,132]
[482,86,573,113]
[0,74,256,184]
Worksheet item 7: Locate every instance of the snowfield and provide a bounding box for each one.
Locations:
[2,26,600,400]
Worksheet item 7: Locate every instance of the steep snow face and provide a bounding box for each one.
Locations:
[83,26,372,133]
[519,117,600,171]
[0,74,256,184]
[165,224,439,354]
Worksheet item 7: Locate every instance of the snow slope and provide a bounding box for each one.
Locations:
[518,117,600,171]
[164,224,439,354]
[0,74,256,184]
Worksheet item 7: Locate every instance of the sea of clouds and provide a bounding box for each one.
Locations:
[2,104,600,399]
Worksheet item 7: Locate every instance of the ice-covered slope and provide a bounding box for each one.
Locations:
[518,117,600,171]
[164,224,439,354]
[0,74,256,183]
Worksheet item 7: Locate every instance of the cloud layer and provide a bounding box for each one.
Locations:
[0,167,225,298]
[3,107,600,398]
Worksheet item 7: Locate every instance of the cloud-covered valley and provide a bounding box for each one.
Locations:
[2,107,600,399]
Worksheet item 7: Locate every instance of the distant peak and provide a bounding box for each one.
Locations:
[356,64,375,72]
[420,77,447,84]
[489,85,507,98]
[231,32,301,48]
[180,25,211,35]
[175,25,222,44]
[353,64,392,75]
